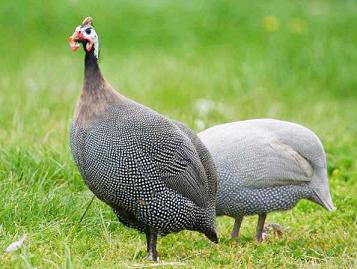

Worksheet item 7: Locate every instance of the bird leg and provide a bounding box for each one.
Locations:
[231,216,244,239]
[255,213,267,243]
[145,228,159,262]
[264,223,285,237]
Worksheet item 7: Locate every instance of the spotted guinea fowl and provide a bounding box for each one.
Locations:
[68,17,218,261]
[198,119,335,242]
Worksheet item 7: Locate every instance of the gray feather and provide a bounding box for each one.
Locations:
[199,119,322,189]
[71,98,217,236]
[198,119,335,220]
[173,120,218,200]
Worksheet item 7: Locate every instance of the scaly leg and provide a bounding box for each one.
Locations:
[231,216,244,239]
[145,228,159,262]
[255,213,267,243]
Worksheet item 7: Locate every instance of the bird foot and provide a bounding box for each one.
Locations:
[146,252,159,262]
[256,223,285,242]
[263,223,285,237]
[231,230,239,239]
[256,232,266,243]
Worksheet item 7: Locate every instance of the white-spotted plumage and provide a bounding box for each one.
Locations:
[69,17,218,261]
[198,119,335,240]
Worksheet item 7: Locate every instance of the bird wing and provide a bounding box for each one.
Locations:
[116,102,211,209]
[241,138,314,188]
[152,133,210,208]
[199,120,323,189]
[172,120,218,200]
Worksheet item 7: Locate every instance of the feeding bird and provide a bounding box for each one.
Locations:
[198,119,335,242]
[68,17,218,261]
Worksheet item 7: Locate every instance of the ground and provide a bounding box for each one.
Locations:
[0,1,356,268]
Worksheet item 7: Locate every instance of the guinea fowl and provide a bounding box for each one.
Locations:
[68,17,218,261]
[198,119,335,242]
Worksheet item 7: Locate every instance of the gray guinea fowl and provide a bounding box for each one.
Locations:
[198,119,335,242]
[68,17,218,261]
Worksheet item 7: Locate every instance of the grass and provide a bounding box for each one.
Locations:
[0,0,357,268]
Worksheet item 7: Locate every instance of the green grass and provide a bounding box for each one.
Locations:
[1,0,357,268]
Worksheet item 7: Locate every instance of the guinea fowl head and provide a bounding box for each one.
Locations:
[68,17,99,59]
[68,17,122,126]
[309,168,336,212]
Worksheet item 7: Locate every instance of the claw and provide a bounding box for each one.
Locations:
[263,223,285,237]
[145,253,159,262]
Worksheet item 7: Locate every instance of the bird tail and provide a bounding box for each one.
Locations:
[204,228,219,243]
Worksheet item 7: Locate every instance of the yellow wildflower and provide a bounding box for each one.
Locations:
[263,16,280,32]
[290,19,305,33]
[332,169,340,177]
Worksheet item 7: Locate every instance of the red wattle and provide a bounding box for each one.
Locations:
[68,37,80,51]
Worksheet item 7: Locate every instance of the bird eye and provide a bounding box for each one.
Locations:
[85,28,92,35]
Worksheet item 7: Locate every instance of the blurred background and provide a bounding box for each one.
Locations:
[1,0,357,137]
[1,0,356,183]
[0,0,356,267]
[1,0,357,142]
